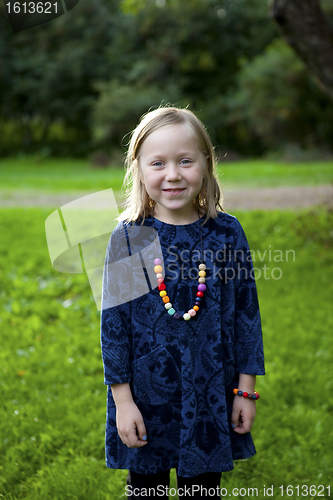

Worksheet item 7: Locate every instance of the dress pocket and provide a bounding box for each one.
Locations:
[132,345,181,406]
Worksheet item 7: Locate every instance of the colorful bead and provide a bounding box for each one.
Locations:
[233,388,260,400]
[155,258,207,322]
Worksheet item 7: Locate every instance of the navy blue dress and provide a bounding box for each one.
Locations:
[100,211,265,478]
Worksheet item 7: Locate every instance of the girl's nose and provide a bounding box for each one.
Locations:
[165,163,181,181]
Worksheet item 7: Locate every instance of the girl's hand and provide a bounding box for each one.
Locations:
[116,401,148,448]
[231,395,256,434]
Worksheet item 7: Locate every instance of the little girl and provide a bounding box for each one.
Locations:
[100,106,265,498]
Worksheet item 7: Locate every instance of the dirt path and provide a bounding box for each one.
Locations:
[0,185,332,210]
[222,184,333,210]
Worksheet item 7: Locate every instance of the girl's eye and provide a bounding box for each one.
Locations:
[180,159,191,165]
[152,161,164,167]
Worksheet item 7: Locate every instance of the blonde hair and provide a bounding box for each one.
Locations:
[116,106,226,225]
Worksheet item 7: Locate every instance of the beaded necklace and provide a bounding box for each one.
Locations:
[152,207,206,321]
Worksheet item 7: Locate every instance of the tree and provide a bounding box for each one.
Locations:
[0,0,115,155]
[91,0,277,154]
[224,39,333,153]
[270,0,333,101]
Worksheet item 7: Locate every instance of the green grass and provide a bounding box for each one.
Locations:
[0,157,125,193]
[0,156,333,193]
[1,206,332,499]
[217,159,333,189]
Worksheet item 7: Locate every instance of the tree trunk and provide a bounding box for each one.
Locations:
[270,0,333,101]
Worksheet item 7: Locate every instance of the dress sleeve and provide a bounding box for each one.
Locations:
[100,222,133,385]
[232,218,265,375]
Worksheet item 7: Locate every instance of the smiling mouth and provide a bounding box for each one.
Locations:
[163,188,186,193]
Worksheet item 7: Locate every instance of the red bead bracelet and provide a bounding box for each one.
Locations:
[233,388,260,400]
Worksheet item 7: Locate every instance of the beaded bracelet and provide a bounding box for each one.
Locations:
[233,388,260,400]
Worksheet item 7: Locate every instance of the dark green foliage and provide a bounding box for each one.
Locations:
[1,0,333,157]
[224,39,333,154]
[91,0,277,154]
[0,0,115,156]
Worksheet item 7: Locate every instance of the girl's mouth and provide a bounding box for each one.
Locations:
[163,189,186,195]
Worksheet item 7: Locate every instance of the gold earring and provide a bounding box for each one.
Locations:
[148,196,155,208]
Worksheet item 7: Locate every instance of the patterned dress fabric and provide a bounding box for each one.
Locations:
[100,211,265,478]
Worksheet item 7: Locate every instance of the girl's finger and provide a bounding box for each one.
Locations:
[128,434,147,448]
[231,409,241,429]
[136,422,148,442]
[122,435,131,448]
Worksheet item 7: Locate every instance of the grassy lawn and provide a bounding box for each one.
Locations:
[0,156,333,193]
[1,204,332,499]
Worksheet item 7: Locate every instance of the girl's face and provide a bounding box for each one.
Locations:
[138,124,207,224]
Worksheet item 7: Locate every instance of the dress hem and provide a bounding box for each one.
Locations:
[105,460,238,476]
